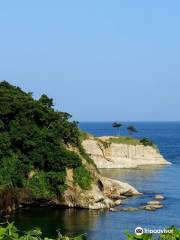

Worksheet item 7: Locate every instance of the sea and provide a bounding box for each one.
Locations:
[4,122,180,240]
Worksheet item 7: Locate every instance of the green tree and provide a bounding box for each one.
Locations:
[0,81,93,210]
[39,94,54,108]
[112,122,122,135]
[140,138,153,146]
[127,126,138,135]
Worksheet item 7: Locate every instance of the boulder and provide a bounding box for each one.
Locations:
[155,195,165,200]
[143,204,164,211]
[147,200,161,205]
[58,171,141,210]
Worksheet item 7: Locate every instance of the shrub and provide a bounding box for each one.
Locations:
[46,171,67,195]
[79,131,92,141]
[73,165,93,190]
[140,138,153,146]
[0,155,27,188]
[0,223,87,240]
[26,171,66,199]
[26,172,55,199]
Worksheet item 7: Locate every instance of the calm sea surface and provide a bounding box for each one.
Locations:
[3,122,180,240]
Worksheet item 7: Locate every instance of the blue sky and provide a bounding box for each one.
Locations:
[0,1,180,121]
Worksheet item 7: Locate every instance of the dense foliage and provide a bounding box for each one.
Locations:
[0,81,93,210]
[0,223,87,240]
[0,223,179,240]
[140,138,153,146]
[127,126,138,135]
[73,165,93,190]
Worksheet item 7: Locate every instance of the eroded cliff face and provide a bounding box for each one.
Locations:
[82,137,170,169]
[59,169,140,210]
[0,142,141,214]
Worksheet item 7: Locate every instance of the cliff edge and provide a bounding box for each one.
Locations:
[59,168,140,210]
[82,136,171,168]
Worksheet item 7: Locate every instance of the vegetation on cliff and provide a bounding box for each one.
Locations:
[109,137,158,149]
[73,165,93,190]
[109,136,141,145]
[0,81,93,212]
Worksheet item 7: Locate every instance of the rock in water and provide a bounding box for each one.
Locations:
[147,200,161,205]
[59,170,141,210]
[143,204,164,211]
[155,195,165,200]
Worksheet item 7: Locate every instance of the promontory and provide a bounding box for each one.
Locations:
[82,135,170,168]
[0,81,139,214]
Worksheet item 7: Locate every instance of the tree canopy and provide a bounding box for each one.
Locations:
[112,122,122,128]
[0,81,85,198]
[127,126,138,135]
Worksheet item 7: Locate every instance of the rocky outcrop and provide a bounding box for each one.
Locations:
[59,169,140,210]
[142,200,164,211]
[110,194,165,212]
[0,173,140,214]
[0,139,144,214]
[82,136,170,168]
[155,195,165,200]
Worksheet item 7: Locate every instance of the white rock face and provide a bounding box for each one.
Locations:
[59,169,140,210]
[82,137,171,168]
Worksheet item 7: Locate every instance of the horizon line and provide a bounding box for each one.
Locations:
[78,120,180,123]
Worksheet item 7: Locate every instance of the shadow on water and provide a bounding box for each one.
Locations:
[100,165,167,181]
[100,165,170,193]
[4,207,101,237]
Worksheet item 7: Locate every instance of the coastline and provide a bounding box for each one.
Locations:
[82,136,171,169]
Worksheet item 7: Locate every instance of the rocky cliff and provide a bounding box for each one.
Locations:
[59,169,140,210]
[58,146,140,210]
[82,136,170,168]
[0,82,141,213]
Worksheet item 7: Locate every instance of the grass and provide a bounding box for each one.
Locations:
[73,165,93,190]
[79,130,92,141]
[109,136,141,145]
[108,136,159,151]
[97,138,111,149]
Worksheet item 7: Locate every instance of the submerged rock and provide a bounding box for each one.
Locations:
[110,207,139,212]
[147,200,161,205]
[143,204,164,211]
[109,194,166,212]
[142,198,164,211]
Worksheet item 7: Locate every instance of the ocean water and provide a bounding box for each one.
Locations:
[4,122,180,240]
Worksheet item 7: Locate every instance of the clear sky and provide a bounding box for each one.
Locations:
[0,1,180,121]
